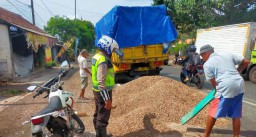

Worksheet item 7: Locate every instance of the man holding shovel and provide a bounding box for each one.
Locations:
[199,44,250,137]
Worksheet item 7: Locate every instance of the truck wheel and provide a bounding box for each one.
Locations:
[155,70,160,75]
[115,73,132,83]
[164,59,168,65]
[249,66,256,83]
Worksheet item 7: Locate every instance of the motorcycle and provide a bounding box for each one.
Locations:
[180,64,205,89]
[173,55,183,65]
[23,61,85,137]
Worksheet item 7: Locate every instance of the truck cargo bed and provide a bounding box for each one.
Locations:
[112,44,168,63]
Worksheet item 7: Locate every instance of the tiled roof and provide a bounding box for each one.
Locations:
[0,7,46,34]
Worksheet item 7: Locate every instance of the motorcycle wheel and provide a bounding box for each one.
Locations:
[49,118,68,137]
[70,114,85,135]
[180,72,187,84]
[33,135,42,137]
[194,73,204,89]
[52,133,63,137]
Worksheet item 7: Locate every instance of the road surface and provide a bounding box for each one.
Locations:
[160,65,256,136]
[0,64,255,137]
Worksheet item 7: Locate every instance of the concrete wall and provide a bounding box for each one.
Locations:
[0,24,13,77]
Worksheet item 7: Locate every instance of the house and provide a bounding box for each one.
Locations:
[0,7,56,78]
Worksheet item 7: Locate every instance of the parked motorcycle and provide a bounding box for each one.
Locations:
[180,65,205,89]
[23,61,85,137]
[173,54,183,65]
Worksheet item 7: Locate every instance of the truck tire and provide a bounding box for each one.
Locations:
[249,66,256,83]
[115,73,133,83]
[164,59,169,65]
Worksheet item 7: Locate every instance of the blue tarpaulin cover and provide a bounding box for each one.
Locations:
[95,5,178,48]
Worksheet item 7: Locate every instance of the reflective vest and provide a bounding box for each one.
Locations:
[91,53,115,92]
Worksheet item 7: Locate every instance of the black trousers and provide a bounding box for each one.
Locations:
[93,90,112,128]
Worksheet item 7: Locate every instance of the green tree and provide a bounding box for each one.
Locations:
[153,0,256,40]
[44,16,95,51]
[212,0,256,25]
[153,0,217,40]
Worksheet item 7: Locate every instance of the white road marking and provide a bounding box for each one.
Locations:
[243,100,256,107]
[205,90,256,107]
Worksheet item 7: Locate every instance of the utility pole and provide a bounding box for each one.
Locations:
[75,0,76,20]
[31,0,35,25]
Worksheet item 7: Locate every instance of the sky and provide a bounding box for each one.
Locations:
[0,0,153,29]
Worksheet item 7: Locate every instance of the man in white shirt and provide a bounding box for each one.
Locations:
[199,44,250,137]
[78,49,92,99]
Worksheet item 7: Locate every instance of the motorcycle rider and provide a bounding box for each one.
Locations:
[91,35,122,137]
[182,44,201,82]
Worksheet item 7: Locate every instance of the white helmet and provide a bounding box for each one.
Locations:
[97,35,122,57]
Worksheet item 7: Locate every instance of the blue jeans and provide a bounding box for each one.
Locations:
[182,67,188,77]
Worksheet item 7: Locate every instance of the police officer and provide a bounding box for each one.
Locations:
[91,35,122,137]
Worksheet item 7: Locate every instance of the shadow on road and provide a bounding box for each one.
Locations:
[188,127,256,137]
[121,113,183,137]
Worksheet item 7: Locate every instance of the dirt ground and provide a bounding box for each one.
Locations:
[0,65,97,137]
[0,64,230,137]
[0,68,61,101]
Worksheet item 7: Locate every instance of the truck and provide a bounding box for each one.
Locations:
[195,22,256,83]
[95,5,178,80]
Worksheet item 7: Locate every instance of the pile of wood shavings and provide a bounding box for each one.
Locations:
[108,76,229,137]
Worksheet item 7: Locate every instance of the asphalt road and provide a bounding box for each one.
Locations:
[160,65,256,136]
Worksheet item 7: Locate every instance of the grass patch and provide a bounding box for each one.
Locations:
[45,61,57,68]
[0,89,26,97]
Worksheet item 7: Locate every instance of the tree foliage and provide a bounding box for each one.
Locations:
[153,0,256,39]
[213,0,256,25]
[44,16,95,51]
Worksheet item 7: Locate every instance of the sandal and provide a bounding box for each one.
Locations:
[78,97,89,100]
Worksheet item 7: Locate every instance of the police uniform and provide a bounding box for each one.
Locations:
[91,52,115,137]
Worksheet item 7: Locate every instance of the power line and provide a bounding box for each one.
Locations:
[33,1,51,20]
[7,0,46,28]
[34,10,46,25]
[12,0,33,21]
[12,1,31,13]
[44,0,104,15]
[33,1,47,11]
[40,0,54,16]
[35,17,46,29]
[6,0,31,21]
[16,0,30,7]
[0,4,27,7]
